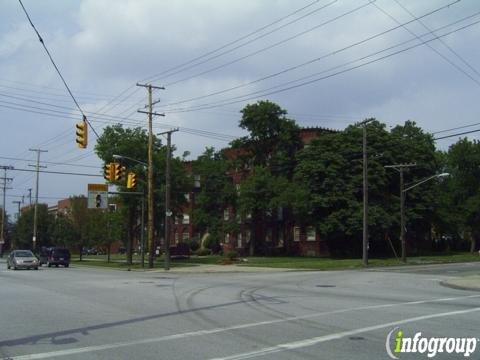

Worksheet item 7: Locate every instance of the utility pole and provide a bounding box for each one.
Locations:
[158,129,179,271]
[29,149,47,251]
[385,163,416,263]
[358,119,374,267]
[137,83,165,268]
[12,200,21,250]
[28,188,32,206]
[0,165,14,257]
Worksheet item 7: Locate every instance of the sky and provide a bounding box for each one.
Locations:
[1,0,480,217]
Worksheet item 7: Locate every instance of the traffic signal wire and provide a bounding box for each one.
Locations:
[18,0,99,139]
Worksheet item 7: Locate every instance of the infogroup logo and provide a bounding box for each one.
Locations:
[385,327,478,358]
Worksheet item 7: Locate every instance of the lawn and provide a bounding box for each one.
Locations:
[70,252,480,271]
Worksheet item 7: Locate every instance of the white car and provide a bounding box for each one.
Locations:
[7,250,39,270]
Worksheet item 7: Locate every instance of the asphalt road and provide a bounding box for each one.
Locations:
[0,260,479,360]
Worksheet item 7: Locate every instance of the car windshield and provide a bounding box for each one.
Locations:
[15,250,34,257]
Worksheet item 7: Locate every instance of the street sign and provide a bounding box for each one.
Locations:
[88,183,108,209]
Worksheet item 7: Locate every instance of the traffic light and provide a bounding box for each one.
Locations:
[95,194,102,208]
[113,163,126,181]
[127,172,137,189]
[104,163,114,182]
[75,117,88,148]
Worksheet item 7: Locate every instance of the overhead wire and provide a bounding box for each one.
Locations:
[158,1,462,109]
[18,0,99,138]
[162,14,480,114]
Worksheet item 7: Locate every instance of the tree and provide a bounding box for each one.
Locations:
[95,124,190,264]
[69,196,89,260]
[442,138,480,253]
[231,101,302,255]
[192,147,236,252]
[13,205,53,250]
[49,213,77,248]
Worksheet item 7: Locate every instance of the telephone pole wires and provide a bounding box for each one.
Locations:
[29,149,47,250]
[137,83,165,268]
[158,129,179,271]
[0,165,14,256]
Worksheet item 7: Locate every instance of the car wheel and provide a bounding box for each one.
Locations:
[7,263,10,269]
[34,267,39,270]
[65,264,69,268]
[13,265,17,270]
[47,262,52,268]
[56,264,59,268]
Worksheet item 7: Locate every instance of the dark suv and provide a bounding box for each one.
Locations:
[39,247,71,268]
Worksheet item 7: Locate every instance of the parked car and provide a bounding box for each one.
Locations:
[7,250,39,270]
[39,247,71,267]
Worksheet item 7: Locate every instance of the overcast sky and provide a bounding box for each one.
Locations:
[1,0,480,216]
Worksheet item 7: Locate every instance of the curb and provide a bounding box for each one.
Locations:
[440,279,480,292]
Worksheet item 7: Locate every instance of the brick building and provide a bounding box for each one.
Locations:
[172,126,337,257]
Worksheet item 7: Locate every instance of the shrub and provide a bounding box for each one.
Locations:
[195,248,212,256]
[225,251,238,261]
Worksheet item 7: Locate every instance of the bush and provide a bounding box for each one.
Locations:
[195,248,212,256]
[189,240,200,252]
[225,251,238,261]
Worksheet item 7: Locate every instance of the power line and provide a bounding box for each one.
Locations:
[162,0,340,86]
[11,168,102,177]
[432,121,480,135]
[392,0,480,79]
[142,0,332,83]
[163,16,480,114]
[433,128,480,140]
[158,1,463,109]
[0,156,99,169]
[373,1,480,88]
[18,0,99,139]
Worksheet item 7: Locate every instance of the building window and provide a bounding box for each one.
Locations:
[306,226,316,241]
[194,175,201,188]
[182,230,189,242]
[224,209,229,221]
[245,230,251,243]
[294,226,301,242]
[174,232,179,244]
[266,228,272,242]
[278,230,284,247]
[237,233,242,248]
[224,233,230,244]
[182,214,190,224]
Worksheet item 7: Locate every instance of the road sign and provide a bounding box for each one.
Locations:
[88,183,108,209]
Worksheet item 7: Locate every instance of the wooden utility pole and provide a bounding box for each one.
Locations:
[29,149,47,250]
[158,129,178,271]
[137,83,165,268]
[385,163,417,263]
[358,119,374,267]
[0,165,13,256]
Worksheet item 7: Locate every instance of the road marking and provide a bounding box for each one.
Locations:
[209,307,480,360]
[4,294,480,360]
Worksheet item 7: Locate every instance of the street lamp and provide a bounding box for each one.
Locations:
[400,172,449,263]
[112,154,147,167]
[112,154,147,268]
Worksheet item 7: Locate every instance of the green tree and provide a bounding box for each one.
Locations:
[13,205,53,250]
[192,147,236,252]
[95,124,189,264]
[70,196,89,260]
[49,214,77,248]
[442,138,480,253]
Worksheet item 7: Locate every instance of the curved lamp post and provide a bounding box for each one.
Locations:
[400,172,449,262]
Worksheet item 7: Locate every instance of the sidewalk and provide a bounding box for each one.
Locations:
[146,264,296,274]
[441,275,480,292]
